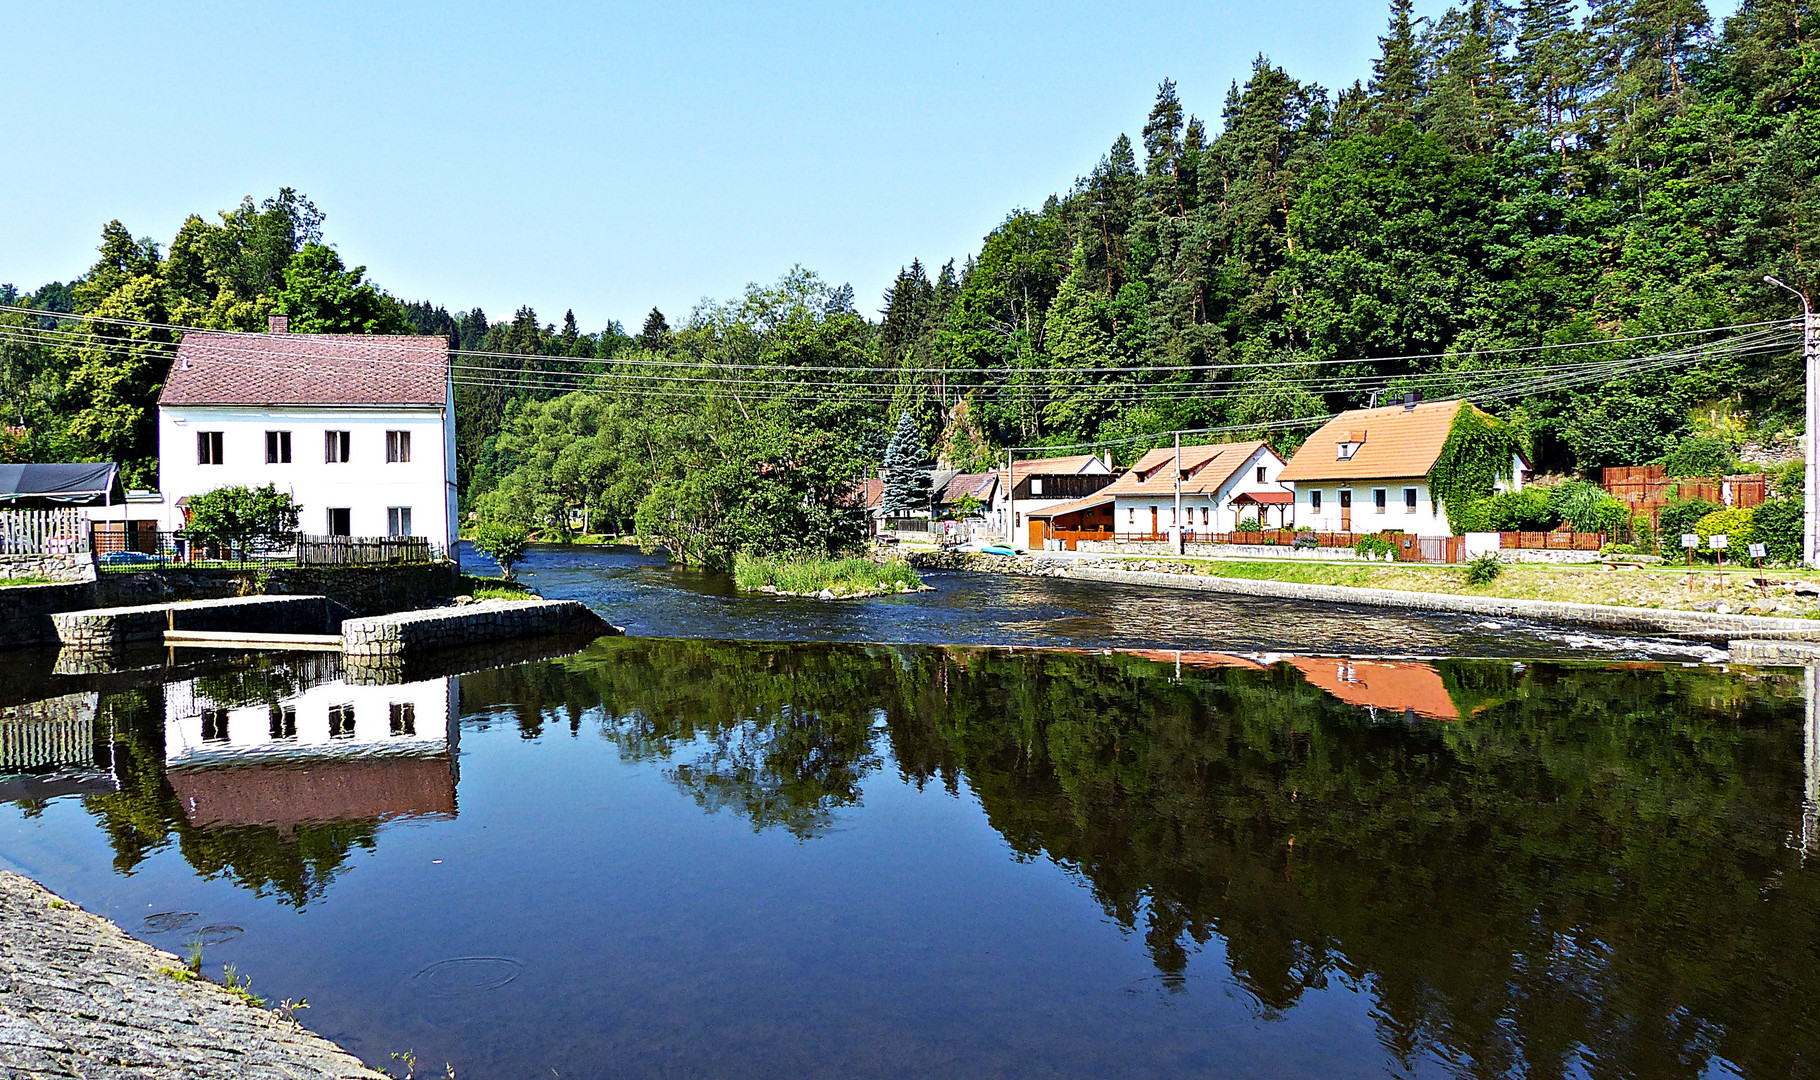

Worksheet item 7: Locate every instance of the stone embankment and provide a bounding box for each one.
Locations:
[0,871,382,1079]
[910,550,1820,640]
[51,595,344,651]
[342,598,615,661]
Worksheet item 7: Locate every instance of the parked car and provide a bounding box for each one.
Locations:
[98,550,156,567]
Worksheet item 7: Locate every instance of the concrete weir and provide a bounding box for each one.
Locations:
[50,595,344,651]
[342,599,616,664]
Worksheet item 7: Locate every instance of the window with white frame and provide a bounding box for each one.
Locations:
[1404,487,1418,512]
[387,507,413,536]
[1310,490,1323,513]
[197,431,224,465]
[1256,465,1266,483]
[386,430,411,463]
[265,430,291,464]
[1374,488,1388,512]
[325,430,351,463]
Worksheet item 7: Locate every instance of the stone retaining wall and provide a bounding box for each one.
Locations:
[51,595,342,650]
[0,552,95,583]
[0,583,99,650]
[342,599,615,662]
[0,870,383,1079]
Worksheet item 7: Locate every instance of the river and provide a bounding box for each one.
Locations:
[0,544,1813,1078]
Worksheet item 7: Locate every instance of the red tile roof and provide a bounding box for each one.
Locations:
[1099,441,1274,498]
[1289,659,1459,721]
[159,331,449,407]
[940,472,997,504]
[1278,400,1468,483]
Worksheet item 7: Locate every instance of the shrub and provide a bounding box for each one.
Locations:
[1630,511,1655,550]
[1447,499,1491,533]
[1657,498,1722,550]
[1292,534,1320,550]
[185,485,301,550]
[473,520,531,579]
[1693,507,1755,556]
[1463,553,1503,585]
[1353,535,1394,558]
[1750,497,1804,564]
[1771,460,1804,499]
[1483,488,1555,531]
[1234,516,1263,533]
[1546,479,1630,534]
[1659,433,1736,478]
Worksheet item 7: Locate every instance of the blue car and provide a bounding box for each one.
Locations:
[99,550,157,567]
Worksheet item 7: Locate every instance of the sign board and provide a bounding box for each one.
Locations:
[1750,542,1768,559]
[1709,534,1728,550]
[1681,533,1699,549]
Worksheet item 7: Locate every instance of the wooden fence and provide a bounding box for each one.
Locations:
[1600,465,1768,522]
[1498,531,1605,550]
[0,509,87,555]
[296,534,438,566]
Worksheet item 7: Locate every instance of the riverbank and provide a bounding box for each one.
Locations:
[733,553,924,599]
[0,870,382,1078]
[907,550,1820,639]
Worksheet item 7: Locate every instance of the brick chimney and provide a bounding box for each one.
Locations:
[268,314,288,334]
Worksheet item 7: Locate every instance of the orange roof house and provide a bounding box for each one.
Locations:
[1031,440,1293,541]
[1288,658,1460,721]
[1279,397,1527,537]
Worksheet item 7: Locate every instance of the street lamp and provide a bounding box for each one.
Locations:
[1767,275,1819,567]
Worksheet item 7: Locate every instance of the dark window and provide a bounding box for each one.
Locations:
[386,430,411,463]
[328,704,355,739]
[1404,487,1418,511]
[1374,488,1388,511]
[1256,465,1267,483]
[269,704,297,740]
[327,508,351,536]
[201,708,229,742]
[390,702,416,737]
[325,430,351,463]
[1311,490,1323,512]
[197,431,224,465]
[387,507,413,536]
[265,430,291,464]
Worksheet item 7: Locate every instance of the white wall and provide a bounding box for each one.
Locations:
[1291,478,1452,537]
[1110,447,1293,535]
[158,404,455,550]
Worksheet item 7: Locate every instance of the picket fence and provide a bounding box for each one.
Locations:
[0,509,88,555]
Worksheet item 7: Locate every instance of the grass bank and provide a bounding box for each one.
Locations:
[734,553,923,598]
[0,575,54,588]
[458,573,537,601]
[1090,556,1820,618]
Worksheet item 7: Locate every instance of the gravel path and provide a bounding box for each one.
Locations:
[0,871,381,1079]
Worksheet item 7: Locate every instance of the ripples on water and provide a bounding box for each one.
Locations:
[0,545,1810,1078]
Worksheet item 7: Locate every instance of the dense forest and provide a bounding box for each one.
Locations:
[2,0,1816,562]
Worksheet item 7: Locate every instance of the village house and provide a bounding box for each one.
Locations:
[1028,440,1290,549]
[156,317,458,552]
[1278,396,1528,539]
[995,453,1116,540]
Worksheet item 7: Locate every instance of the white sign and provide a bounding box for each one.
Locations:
[1709,534,1728,550]
[1750,542,1768,559]
[1681,533,1699,549]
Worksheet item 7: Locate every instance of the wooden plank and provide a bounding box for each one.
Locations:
[164,630,343,651]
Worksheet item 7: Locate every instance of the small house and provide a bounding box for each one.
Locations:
[1278,397,1527,538]
[1028,440,1290,548]
[996,454,1115,539]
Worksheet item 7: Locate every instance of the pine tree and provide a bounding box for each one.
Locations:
[1515,0,1589,154]
[1370,0,1428,128]
[636,307,671,351]
[881,410,932,517]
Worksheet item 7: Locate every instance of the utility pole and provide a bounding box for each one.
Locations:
[1173,432,1184,555]
[1766,276,1818,567]
[1006,448,1016,550]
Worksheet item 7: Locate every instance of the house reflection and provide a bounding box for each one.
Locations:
[163,672,459,830]
[1286,657,1460,722]
[0,690,119,804]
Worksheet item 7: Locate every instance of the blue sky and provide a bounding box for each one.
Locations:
[2,1,1743,332]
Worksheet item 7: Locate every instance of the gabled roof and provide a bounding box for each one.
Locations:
[1289,658,1459,721]
[1278,399,1468,483]
[1001,454,1106,485]
[1026,491,1115,519]
[939,472,997,504]
[1099,441,1276,498]
[159,331,449,408]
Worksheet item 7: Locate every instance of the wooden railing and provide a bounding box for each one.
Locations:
[0,509,87,554]
[296,534,438,566]
[1498,531,1605,550]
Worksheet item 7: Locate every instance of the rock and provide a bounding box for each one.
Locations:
[1717,602,1733,614]
[818,588,836,600]
[453,594,474,605]
[760,584,778,594]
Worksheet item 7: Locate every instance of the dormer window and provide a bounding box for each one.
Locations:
[1336,429,1367,461]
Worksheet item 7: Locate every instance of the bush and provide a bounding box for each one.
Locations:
[1751,497,1804,564]
[1630,511,1655,550]
[1772,460,1804,499]
[1354,535,1394,558]
[733,553,922,595]
[1657,498,1722,550]
[1483,488,1555,531]
[1446,499,1491,533]
[1463,553,1503,585]
[1292,534,1320,550]
[1693,507,1755,556]
[185,485,301,549]
[1234,516,1263,533]
[1660,433,1736,478]
[1546,479,1630,534]
[472,520,531,579]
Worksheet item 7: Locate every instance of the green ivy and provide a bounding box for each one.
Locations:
[1429,406,1526,535]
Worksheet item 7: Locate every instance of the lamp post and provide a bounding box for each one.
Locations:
[1766,275,1817,567]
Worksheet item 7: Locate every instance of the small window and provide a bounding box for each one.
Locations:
[197,431,224,465]
[1311,490,1323,512]
[1374,488,1388,512]
[1029,477,1042,495]
[265,430,291,464]
[1128,507,1136,524]
[1202,507,1210,526]
[1404,487,1418,511]
[390,702,416,737]
[386,430,411,463]
[328,704,355,739]
[387,507,413,536]
[325,430,351,463]
[327,508,351,536]
[1256,465,1267,483]
[201,708,229,743]
[269,704,297,740]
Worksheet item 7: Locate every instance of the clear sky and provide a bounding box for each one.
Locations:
[2,1,1743,332]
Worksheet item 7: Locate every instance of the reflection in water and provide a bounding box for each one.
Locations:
[1,638,1816,1077]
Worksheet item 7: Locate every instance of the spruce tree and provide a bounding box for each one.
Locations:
[1370,0,1428,127]
[881,410,932,518]
[636,307,670,351]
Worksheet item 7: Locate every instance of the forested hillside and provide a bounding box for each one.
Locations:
[2,0,1815,563]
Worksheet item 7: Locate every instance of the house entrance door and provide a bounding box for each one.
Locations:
[1339,489,1352,531]
[1149,506,1159,538]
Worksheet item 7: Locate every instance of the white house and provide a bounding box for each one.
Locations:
[1027,440,1291,547]
[1278,397,1528,538]
[157,317,458,552]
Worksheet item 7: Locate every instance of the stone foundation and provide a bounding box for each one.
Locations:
[0,551,96,583]
[50,595,343,650]
[342,599,615,662]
